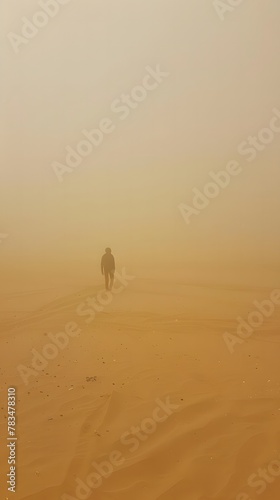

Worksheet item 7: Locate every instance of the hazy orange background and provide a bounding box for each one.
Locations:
[1,5,280,500]
[1,0,280,288]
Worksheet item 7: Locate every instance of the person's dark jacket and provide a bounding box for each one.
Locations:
[101,254,115,273]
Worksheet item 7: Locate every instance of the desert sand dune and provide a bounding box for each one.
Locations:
[1,274,280,500]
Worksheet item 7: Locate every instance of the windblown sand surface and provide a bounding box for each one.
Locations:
[1,270,280,500]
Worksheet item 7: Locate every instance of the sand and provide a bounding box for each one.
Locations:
[1,268,280,500]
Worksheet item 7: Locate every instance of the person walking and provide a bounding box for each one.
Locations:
[101,247,115,290]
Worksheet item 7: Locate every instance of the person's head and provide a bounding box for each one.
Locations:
[105,247,111,254]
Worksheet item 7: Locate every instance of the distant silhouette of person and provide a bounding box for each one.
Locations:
[101,247,115,290]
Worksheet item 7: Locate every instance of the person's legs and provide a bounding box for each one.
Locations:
[109,271,114,290]
[104,271,109,290]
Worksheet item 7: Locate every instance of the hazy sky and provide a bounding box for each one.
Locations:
[1,0,280,277]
